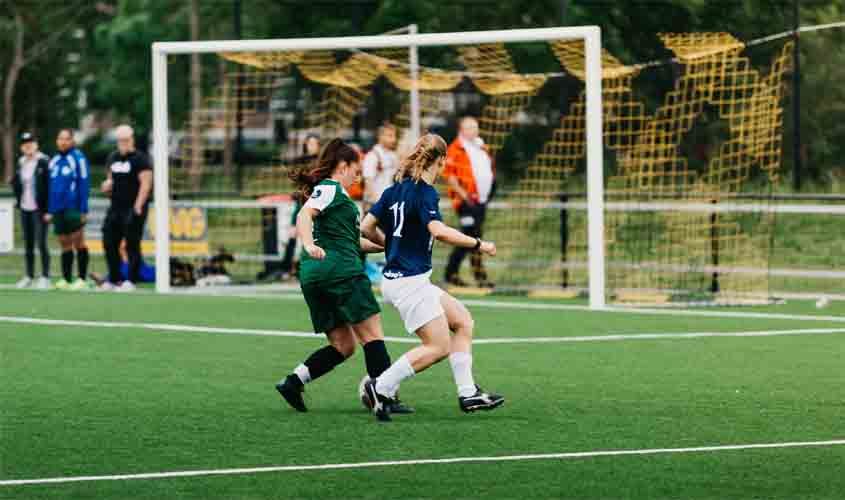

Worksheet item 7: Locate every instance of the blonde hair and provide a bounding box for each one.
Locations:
[394,133,447,183]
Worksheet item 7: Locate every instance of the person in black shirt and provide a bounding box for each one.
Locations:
[100,124,153,291]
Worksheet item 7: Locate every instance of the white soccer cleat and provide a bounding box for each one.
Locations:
[117,281,137,292]
[359,375,374,410]
[15,276,33,289]
[35,277,51,289]
[99,281,117,292]
[69,278,90,291]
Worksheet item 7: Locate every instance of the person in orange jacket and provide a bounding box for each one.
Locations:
[443,116,495,288]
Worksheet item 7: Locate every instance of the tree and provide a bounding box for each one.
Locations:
[188,0,203,189]
[0,0,94,181]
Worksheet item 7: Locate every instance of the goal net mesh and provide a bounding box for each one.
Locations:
[165,32,793,304]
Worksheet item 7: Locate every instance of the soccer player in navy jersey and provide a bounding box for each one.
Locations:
[360,134,504,422]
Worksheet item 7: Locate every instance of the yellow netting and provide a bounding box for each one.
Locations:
[192,35,792,298]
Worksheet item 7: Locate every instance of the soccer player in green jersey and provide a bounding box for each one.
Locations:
[275,138,412,414]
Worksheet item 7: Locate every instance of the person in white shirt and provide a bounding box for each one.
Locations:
[362,123,399,210]
[10,133,51,289]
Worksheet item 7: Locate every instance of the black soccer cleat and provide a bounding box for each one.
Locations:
[459,385,505,413]
[364,378,391,422]
[387,396,415,414]
[276,375,307,412]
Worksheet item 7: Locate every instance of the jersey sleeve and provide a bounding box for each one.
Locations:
[302,183,337,212]
[75,152,90,213]
[418,186,442,227]
[368,191,387,222]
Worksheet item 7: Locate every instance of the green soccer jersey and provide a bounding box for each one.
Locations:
[299,179,364,285]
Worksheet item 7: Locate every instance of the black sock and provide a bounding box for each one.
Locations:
[61,251,74,282]
[302,345,347,382]
[77,248,89,280]
[363,340,392,379]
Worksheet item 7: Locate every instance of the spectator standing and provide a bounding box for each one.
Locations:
[362,123,399,210]
[46,129,91,290]
[99,125,153,291]
[443,117,495,288]
[10,133,51,289]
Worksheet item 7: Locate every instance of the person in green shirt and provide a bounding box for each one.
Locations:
[275,138,413,414]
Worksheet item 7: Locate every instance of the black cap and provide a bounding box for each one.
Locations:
[20,132,36,145]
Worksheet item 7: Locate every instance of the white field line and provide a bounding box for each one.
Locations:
[2,316,845,345]
[2,439,844,486]
[2,284,845,323]
[459,299,845,323]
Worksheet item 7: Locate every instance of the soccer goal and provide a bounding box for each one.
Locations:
[150,26,801,308]
[150,27,608,306]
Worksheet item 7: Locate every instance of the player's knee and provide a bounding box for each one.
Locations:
[331,337,356,358]
[452,314,474,338]
[431,338,451,361]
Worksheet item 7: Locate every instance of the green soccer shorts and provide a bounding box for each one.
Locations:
[301,274,380,334]
[53,209,85,236]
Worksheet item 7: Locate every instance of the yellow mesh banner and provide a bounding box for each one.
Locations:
[194,34,793,299]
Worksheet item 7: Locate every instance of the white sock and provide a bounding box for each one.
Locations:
[375,355,414,397]
[449,352,476,398]
[293,364,311,384]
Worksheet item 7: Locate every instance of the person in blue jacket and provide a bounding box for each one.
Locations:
[45,129,91,290]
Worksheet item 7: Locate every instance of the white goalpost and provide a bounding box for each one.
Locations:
[150,27,606,308]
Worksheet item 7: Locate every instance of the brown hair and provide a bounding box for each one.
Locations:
[289,137,358,197]
[394,133,447,183]
[57,128,75,139]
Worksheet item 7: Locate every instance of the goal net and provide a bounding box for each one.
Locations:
[151,27,795,307]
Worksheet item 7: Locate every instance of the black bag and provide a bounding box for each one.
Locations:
[170,258,196,287]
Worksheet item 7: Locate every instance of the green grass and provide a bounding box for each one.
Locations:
[1,289,845,499]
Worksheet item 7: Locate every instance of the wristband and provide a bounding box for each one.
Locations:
[473,238,482,250]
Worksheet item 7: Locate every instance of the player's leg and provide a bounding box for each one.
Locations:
[468,204,492,288]
[444,203,474,286]
[70,227,89,286]
[276,325,355,412]
[125,209,147,284]
[102,209,124,287]
[20,211,36,284]
[57,227,74,287]
[351,313,415,414]
[34,212,50,283]
[366,316,450,421]
[276,281,354,412]
[441,292,504,412]
[350,314,391,379]
[339,274,411,387]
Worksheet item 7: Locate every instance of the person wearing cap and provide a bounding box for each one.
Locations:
[10,133,51,289]
[99,124,153,292]
[45,128,91,290]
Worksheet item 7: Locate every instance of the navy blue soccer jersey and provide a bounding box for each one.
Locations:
[369,177,443,279]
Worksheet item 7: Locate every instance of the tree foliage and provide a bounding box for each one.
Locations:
[4,0,844,186]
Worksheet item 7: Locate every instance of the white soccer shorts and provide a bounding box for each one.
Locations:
[381,270,445,334]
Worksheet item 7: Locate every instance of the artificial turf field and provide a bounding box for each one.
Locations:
[1,288,844,499]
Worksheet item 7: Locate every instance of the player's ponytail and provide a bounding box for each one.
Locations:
[289,137,358,197]
[394,133,447,183]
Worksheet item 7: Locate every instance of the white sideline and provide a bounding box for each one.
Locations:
[2,439,844,486]
[2,316,845,345]
[2,285,845,323]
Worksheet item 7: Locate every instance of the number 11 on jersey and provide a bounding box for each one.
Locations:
[389,202,405,237]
